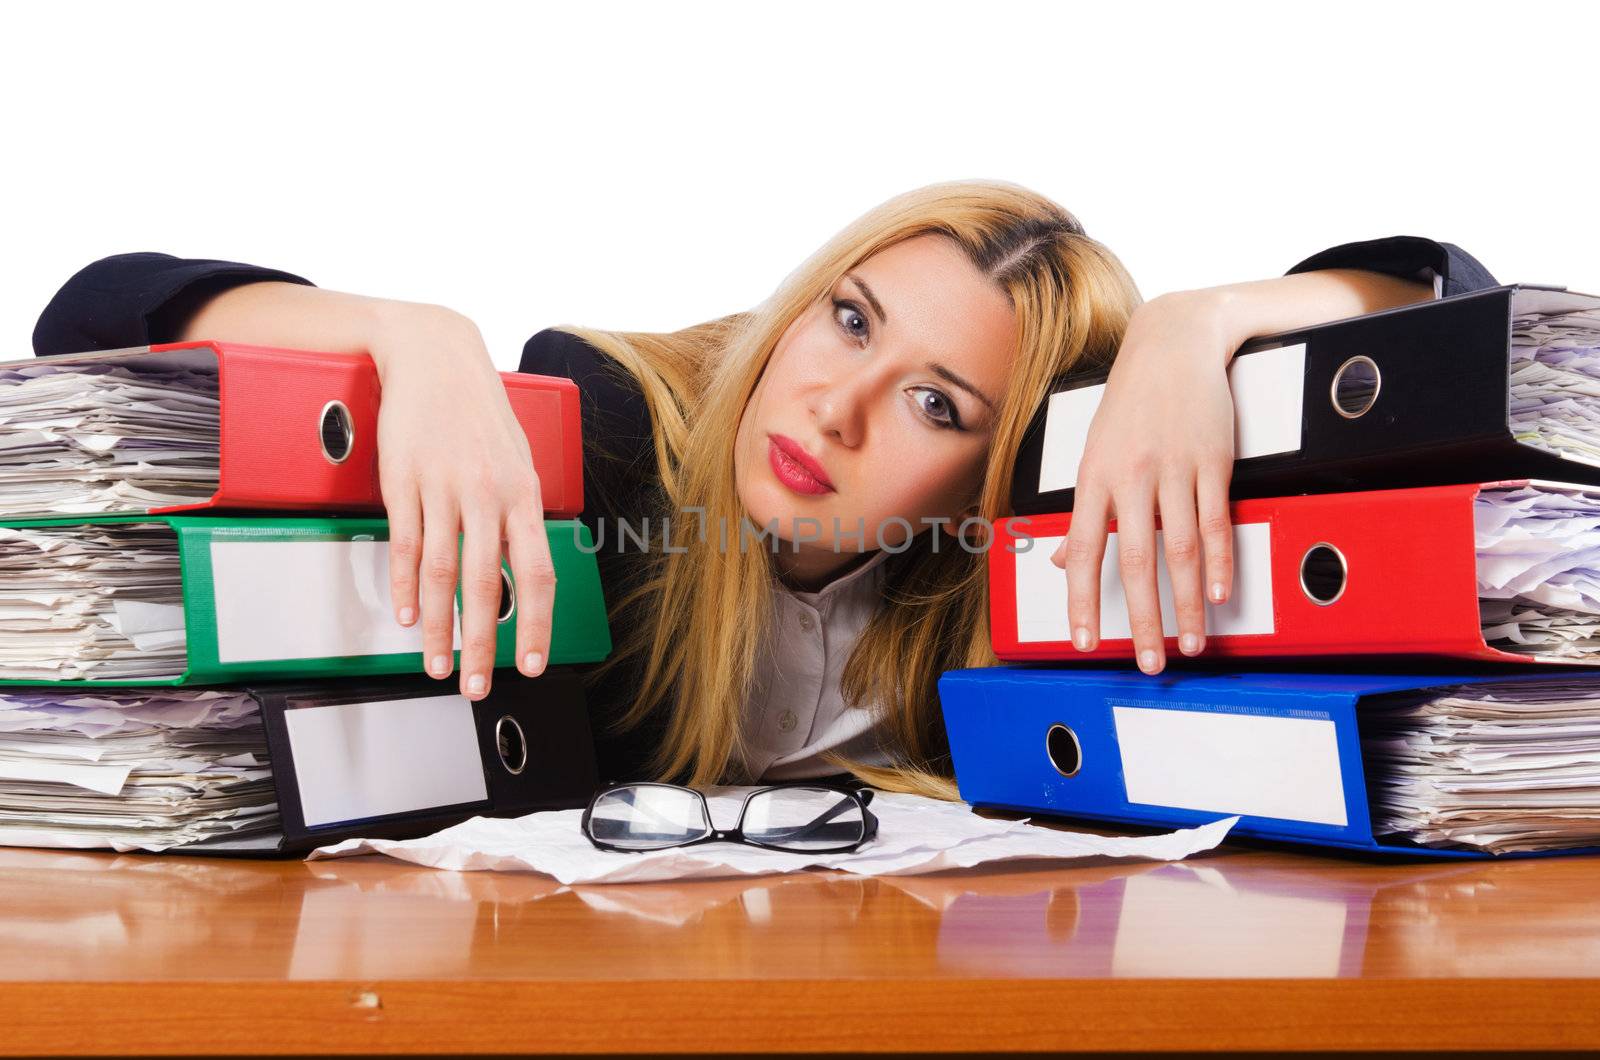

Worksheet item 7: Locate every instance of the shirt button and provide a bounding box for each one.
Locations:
[778,709,798,734]
[798,614,815,632]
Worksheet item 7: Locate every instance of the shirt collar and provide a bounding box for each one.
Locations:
[778,548,893,606]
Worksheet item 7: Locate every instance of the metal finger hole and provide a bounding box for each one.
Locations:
[495,715,528,775]
[497,568,515,624]
[1330,356,1381,419]
[1045,723,1082,778]
[1298,542,1347,605]
[319,400,355,464]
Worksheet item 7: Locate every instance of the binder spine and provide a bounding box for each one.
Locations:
[254,669,597,852]
[1009,286,1563,514]
[939,668,1372,846]
[936,668,1501,858]
[176,516,612,684]
[1258,286,1515,471]
[991,483,1496,662]
[212,342,384,510]
[0,514,611,687]
[148,341,585,517]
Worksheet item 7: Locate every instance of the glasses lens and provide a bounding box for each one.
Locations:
[740,786,866,851]
[588,786,711,850]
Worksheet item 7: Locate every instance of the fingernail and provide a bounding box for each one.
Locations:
[1138,650,1160,674]
[467,673,486,696]
[398,606,415,626]
[1072,627,1092,652]
[430,654,450,678]
[1180,633,1200,655]
[524,651,544,675]
[1210,582,1226,603]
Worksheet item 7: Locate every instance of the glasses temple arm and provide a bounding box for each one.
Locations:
[746,792,869,843]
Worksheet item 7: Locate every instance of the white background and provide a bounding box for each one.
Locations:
[5,1,1597,370]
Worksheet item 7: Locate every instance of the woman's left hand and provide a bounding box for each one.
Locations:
[1049,289,1239,674]
[1049,268,1435,674]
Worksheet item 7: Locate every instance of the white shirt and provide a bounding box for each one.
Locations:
[739,548,897,780]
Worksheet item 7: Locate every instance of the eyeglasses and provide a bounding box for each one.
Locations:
[581,782,879,854]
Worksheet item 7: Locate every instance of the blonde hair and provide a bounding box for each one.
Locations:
[563,180,1140,796]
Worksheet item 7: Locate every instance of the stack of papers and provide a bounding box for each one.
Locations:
[1477,483,1600,660]
[0,688,277,852]
[0,523,186,681]
[310,787,1238,883]
[1363,678,1600,854]
[1509,305,1600,464]
[0,361,219,517]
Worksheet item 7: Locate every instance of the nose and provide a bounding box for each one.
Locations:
[810,360,883,448]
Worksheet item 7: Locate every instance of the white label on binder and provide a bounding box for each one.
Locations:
[284,693,489,828]
[1036,343,1307,495]
[1112,705,1347,826]
[1011,523,1275,642]
[209,539,461,663]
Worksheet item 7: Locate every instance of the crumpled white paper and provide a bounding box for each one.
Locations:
[1476,483,1600,660]
[308,787,1238,884]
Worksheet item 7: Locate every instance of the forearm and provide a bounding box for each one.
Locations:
[1148,269,1434,361]
[179,281,490,385]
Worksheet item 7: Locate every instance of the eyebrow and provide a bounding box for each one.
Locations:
[927,362,997,414]
[846,274,888,325]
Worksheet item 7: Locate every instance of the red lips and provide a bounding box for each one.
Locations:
[768,433,835,494]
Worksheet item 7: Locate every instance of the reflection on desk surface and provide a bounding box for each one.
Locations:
[0,844,1596,981]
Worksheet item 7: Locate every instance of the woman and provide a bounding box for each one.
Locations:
[32,183,1494,790]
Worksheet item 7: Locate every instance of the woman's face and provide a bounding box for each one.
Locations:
[734,233,1018,587]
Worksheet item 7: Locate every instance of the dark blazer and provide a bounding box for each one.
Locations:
[30,238,1499,781]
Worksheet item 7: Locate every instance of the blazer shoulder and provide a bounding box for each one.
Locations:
[521,325,607,374]
[520,326,651,436]
[521,325,660,525]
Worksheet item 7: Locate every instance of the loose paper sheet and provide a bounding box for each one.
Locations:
[309,787,1237,884]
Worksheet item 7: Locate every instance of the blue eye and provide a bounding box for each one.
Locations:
[832,299,869,343]
[913,387,963,431]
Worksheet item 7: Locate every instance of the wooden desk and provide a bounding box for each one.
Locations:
[1,839,1598,1055]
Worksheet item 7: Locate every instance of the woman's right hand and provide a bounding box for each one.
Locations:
[367,302,556,701]
[169,278,552,701]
